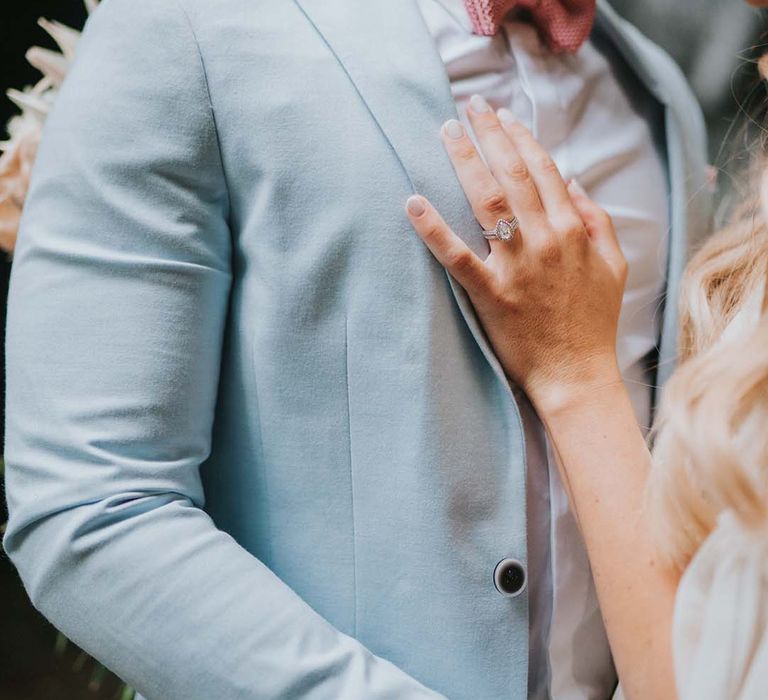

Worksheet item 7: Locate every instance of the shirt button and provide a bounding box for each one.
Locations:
[493,558,527,597]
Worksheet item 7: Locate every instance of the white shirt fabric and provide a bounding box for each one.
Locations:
[414,1,670,698]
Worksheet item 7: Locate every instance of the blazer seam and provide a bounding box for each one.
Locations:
[248,337,276,565]
[344,312,359,637]
[174,0,234,228]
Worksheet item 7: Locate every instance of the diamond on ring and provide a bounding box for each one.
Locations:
[482,217,519,242]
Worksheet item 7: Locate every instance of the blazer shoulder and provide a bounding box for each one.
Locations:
[86,0,191,32]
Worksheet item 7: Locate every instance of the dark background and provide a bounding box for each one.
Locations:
[0,1,766,699]
[0,6,125,700]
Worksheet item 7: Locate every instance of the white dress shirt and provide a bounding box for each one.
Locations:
[414,1,670,697]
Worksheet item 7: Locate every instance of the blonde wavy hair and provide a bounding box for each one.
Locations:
[648,55,768,572]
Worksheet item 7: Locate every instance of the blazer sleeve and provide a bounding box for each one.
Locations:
[1,1,446,698]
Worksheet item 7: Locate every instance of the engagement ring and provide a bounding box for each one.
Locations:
[482,217,519,242]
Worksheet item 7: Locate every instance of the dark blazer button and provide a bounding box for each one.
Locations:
[493,558,527,597]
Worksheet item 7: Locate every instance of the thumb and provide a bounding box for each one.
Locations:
[567,180,627,280]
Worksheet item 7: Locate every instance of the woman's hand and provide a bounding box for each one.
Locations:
[405,96,628,416]
[406,98,681,699]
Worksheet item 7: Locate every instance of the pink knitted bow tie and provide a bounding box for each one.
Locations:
[462,0,596,53]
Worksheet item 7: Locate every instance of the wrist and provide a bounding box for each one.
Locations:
[525,354,625,419]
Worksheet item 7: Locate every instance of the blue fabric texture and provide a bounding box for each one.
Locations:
[2,1,710,698]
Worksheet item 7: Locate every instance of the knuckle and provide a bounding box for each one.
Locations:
[479,189,510,217]
[422,223,443,244]
[534,154,560,177]
[502,158,531,184]
[505,120,528,138]
[535,239,563,265]
[486,286,510,308]
[482,276,510,305]
[484,276,502,297]
[596,208,612,227]
[553,214,585,239]
[452,143,477,162]
[479,119,505,136]
[445,248,474,273]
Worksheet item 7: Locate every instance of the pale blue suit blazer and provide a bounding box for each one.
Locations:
[3,1,710,698]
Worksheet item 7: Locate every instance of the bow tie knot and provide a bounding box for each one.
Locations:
[462,0,597,53]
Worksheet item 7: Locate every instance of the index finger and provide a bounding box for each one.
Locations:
[405,194,493,297]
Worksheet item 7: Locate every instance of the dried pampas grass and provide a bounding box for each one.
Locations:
[0,2,99,255]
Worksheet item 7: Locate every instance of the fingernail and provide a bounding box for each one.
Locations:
[444,119,464,139]
[407,195,426,216]
[497,108,516,124]
[568,179,587,197]
[469,94,491,113]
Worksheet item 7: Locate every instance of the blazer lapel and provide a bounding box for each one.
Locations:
[291,0,710,397]
[292,0,515,391]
